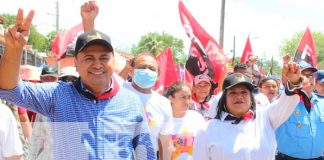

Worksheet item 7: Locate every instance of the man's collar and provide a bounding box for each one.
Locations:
[80,79,113,95]
[74,77,120,101]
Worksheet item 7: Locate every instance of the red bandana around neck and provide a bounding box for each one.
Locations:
[224,110,254,124]
[96,77,120,100]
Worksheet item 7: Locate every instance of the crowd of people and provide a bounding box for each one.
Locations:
[0,1,323,160]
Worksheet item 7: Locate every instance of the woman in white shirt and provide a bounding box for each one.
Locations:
[165,82,205,160]
[193,63,302,160]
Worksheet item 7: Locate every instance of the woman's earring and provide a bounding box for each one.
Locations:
[224,105,228,112]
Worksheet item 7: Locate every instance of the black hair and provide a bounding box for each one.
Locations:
[164,81,191,98]
[131,53,160,74]
[233,63,249,72]
[215,88,256,119]
[258,77,277,88]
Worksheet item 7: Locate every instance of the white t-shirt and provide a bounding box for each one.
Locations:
[0,104,23,160]
[124,82,173,151]
[206,92,223,119]
[172,110,205,160]
[113,72,125,86]
[254,92,270,107]
[207,91,270,119]
[190,95,218,119]
[193,93,300,160]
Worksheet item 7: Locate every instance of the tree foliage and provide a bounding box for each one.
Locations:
[1,14,16,28]
[45,31,57,52]
[230,56,282,76]
[131,32,186,64]
[1,13,50,52]
[258,58,281,76]
[28,26,48,51]
[280,31,324,69]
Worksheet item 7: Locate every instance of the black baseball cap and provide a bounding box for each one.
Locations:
[298,61,317,73]
[74,30,113,56]
[41,65,58,77]
[223,73,254,91]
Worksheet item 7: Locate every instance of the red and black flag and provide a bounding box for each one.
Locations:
[294,27,318,67]
[179,0,228,93]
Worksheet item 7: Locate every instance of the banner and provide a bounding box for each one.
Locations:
[153,48,180,94]
[52,23,83,60]
[240,36,253,64]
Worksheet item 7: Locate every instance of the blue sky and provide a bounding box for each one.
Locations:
[1,0,324,62]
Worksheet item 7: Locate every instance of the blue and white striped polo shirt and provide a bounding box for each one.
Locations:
[0,80,156,160]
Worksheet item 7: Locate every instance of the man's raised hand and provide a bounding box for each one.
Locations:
[5,9,34,49]
[81,1,99,22]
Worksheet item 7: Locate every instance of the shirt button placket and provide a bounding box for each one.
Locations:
[97,115,104,159]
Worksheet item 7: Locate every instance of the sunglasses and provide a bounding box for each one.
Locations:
[303,73,314,78]
[59,76,78,83]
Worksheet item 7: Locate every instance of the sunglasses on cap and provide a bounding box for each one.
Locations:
[59,76,78,83]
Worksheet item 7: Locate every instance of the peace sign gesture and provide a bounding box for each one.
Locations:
[4,9,34,50]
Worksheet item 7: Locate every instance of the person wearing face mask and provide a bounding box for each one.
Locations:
[123,53,174,160]
[275,61,324,160]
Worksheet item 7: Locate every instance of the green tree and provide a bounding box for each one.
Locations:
[44,31,57,52]
[280,31,324,69]
[0,14,16,28]
[259,58,281,76]
[28,26,48,52]
[1,13,48,52]
[131,32,186,64]
[229,56,281,76]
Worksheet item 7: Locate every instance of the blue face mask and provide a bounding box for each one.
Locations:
[133,69,158,89]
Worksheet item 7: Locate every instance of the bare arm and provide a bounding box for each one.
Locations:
[5,155,22,160]
[0,9,34,90]
[19,113,32,140]
[159,134,173,160]
[268,62,302,129]
[118,56,133,80]
[281,54,291,85]
[81,1,98,32]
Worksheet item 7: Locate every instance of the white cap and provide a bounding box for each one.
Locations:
[59,66,79,78]
[194,74,211,85]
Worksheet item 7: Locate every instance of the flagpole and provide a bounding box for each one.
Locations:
[219,0,226,48]
[55,0,60,74]
[232,36,236,66]
[270,55,273,75]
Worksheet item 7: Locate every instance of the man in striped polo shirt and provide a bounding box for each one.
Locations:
[0,8,155,160]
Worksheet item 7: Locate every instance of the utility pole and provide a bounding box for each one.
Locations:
[232,36,236,66]
[55,0,60,74]
[219,0,225,48]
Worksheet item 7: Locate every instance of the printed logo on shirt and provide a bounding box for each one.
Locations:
[171,129,195,159]
[144,105,157,126]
